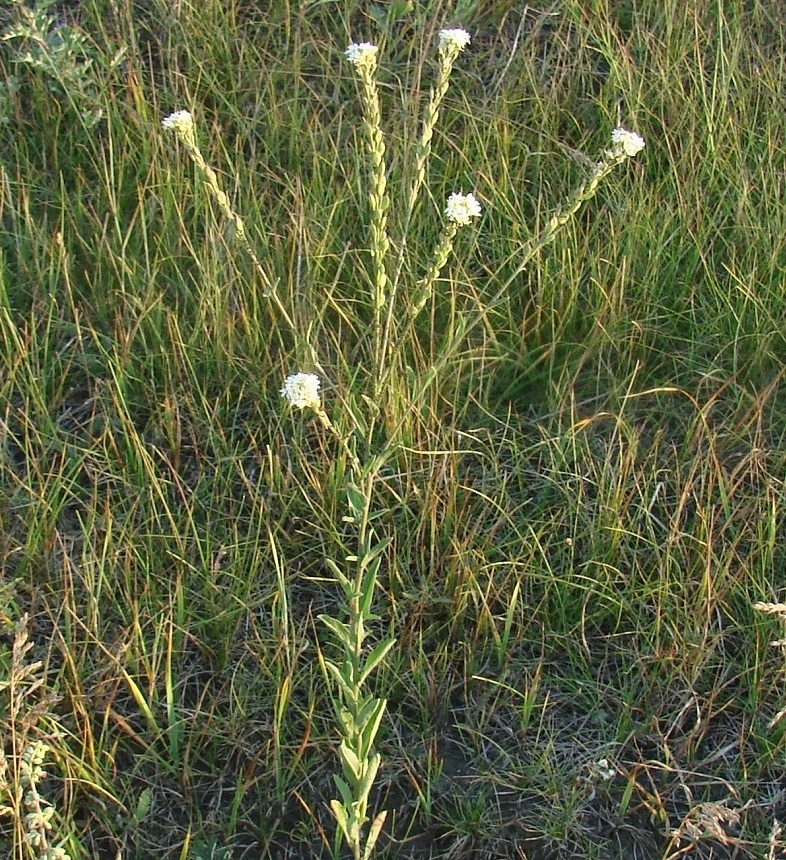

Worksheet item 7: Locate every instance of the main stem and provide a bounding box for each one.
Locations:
[357,68,390,389]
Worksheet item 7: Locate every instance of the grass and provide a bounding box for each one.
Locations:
[1,0,785,857]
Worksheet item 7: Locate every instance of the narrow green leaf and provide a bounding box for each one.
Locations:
[352,695,379,732]
[339,704,364,738]
[338,708,355,736]
[359,394,379,419]
[359,536,392,570]
[346,393,369,435]
[330,799,351,844]
[339,740,363,782]
[333,774,354,808]
[346,482,366,518]
[356,752,381,805]
[360,557,382,617]
[358,637,395,686]
[319,615,353,649]
[324,558,353,593]
[134,787,153,823]
[324,659,355,700]
[363,809,388,860]
[359,698,387,760]
[341,658,357,687]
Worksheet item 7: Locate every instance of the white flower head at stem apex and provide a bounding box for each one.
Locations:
[281,373,322,411]
[438,28,471,53]
[445,192,482,226]
[345,42,378,71]
[161,110,194,137]
[610,126,646,158]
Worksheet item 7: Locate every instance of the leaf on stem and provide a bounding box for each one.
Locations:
[324,658,356,701]
[363,809,388,860]
[356,752,381,805]
[319,615,353,650]
[360,394,380,418]
[339,739,364,782]
[333,774,354,808]
[346,481,367,519]
[359,536,392,571]
[360,557,383,618]
[353,695,381,729]
[345,393,370,436]
[324,558,354,594]
[358,638,395,687]
[358,697,387,760]
[329,798,352,844]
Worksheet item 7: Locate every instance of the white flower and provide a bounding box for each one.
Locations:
[281,373,322,411]
[444,192,482,226]
[610,126,645,157]
[345,42,378,70]
[438,28,471,52]
[161,110,194,136]
[594,758,616,781]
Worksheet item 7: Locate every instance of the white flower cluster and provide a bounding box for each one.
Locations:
[280,373,322,411]
[610,126,645,158]
[438,28,471,52]
[161,110,194,136]
[345,42,378,70]
[445,192,482,226]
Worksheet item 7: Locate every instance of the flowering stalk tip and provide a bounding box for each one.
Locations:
[160,107,283,300]
[161,109,194,134]
[609,126,646,158]
[280,373,322,412]
[345,42,378,71]
[161,109,197,149]
[410,192,481,316]
[445,191,482,226]
[438,28,471,53]
[344,38,391,376]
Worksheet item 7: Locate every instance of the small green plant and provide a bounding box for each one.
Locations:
[1,0,105,127]
[0,615,71,860]
[2,2,785,857]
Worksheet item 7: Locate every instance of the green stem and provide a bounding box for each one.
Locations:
[356,65,391,383]
[380,49,460,399]
[176,136,298,335]
[373,219,459,404]
[315,409,363,474]
[492,155,624,296]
